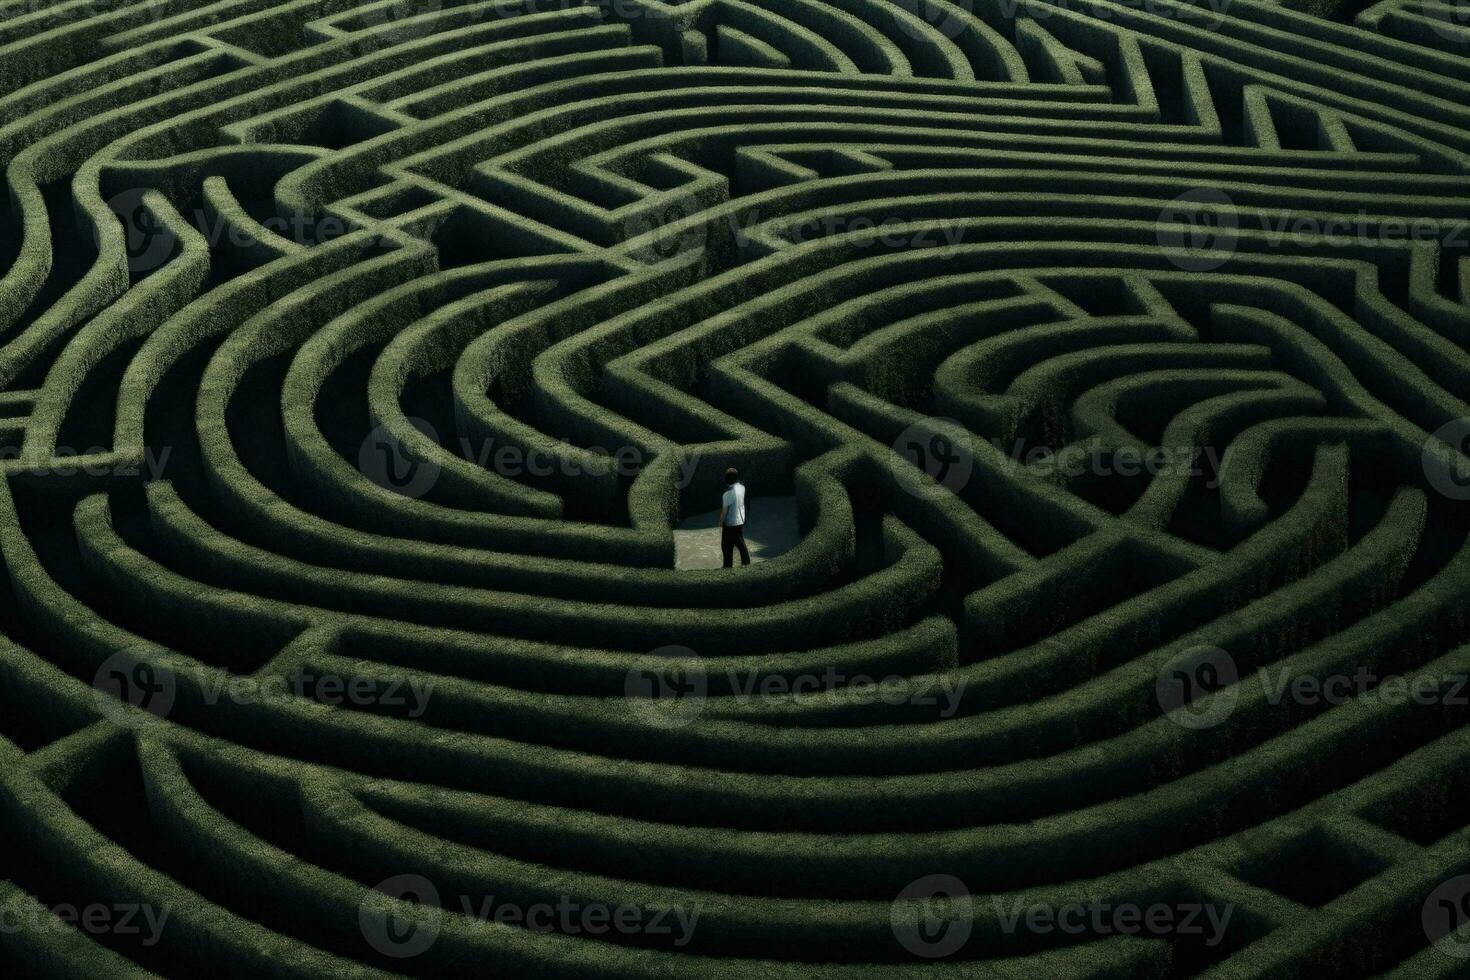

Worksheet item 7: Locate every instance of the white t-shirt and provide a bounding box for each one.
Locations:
[722,483,746,526]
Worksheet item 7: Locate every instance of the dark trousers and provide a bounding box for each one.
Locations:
[722,523,750,567]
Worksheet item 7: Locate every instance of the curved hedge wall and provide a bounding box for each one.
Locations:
[0,0,1469,975]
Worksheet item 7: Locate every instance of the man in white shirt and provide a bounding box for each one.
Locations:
[717,467,750,568]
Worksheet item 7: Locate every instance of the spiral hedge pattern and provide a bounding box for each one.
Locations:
[2,0,1470,975]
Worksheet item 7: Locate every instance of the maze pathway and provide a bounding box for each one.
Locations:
[1,0,1469,975]
[673,495,799,568]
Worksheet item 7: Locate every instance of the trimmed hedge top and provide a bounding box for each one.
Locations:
[0,0,1468,976]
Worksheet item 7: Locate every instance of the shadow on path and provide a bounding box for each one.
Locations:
[673,495,799,570]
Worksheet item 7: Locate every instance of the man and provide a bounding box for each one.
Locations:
[717,467,750,568]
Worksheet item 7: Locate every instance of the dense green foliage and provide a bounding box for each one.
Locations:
[0,0,1468,976]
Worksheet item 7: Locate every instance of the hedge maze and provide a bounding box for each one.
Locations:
[1,0,1469,975]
